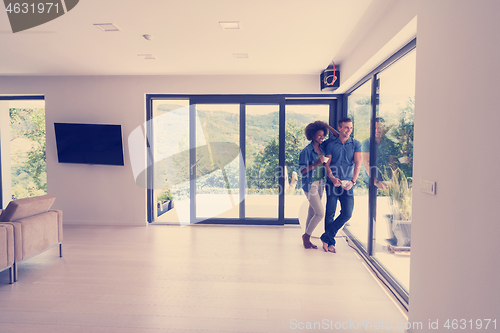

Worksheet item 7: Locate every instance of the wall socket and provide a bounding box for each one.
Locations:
[420,180,436,195]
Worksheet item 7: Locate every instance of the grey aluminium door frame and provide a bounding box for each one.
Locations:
[145,94,340,225]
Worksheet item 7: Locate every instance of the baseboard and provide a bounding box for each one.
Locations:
[62,220,147,226]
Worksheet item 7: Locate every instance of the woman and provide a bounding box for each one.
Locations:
[298,121,338,249]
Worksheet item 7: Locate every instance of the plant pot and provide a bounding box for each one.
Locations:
[392,219,411,247]
[384,214,397,245]
[157,200,174,216]
[384,215,411,247]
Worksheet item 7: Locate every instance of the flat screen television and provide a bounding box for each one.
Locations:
[54,123,125,166]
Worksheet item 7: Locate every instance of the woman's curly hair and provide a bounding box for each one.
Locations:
[304,121,329,141]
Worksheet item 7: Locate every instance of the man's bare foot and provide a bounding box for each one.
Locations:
[322,242,329,252]
[328,245,336,253]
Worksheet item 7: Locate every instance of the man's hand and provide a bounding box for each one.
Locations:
[330,175,342,187]
[343,180,354,190]
[375,181,387,190]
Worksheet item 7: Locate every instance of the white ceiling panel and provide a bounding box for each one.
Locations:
[0,0,377,75]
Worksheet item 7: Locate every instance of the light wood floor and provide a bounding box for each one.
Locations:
[0,225,407,333]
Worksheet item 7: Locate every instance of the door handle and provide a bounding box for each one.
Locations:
[190,158,201,175]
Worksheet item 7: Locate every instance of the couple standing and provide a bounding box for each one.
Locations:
[298,118,362,253]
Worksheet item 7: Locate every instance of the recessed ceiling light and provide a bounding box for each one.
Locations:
[220,21,240,30]
[233,53,248,58]
[138,54,156,60]
[94,23,120,32]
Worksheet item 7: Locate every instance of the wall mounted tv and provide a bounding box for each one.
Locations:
[54,123,125,166]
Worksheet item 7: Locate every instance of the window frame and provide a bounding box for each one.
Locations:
[342,38,417,308]
[145,94,340,225]
[0,95,45,208]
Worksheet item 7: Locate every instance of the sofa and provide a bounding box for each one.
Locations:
[0,223,15,283]
[0,194,63,283]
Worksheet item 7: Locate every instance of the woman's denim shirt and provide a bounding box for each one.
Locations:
[299,141,326,192]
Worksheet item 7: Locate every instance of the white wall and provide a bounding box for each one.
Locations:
[408,0,500,329]
[0,75,320,225]
[336,0,417,92]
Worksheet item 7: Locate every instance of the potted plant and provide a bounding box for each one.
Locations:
[157,190,174,216]
[382,167,412,248]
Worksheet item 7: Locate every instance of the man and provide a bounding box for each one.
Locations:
[361,117,397,189]
[321,117,362,253]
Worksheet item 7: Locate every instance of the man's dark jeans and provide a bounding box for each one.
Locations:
[321,182,354,246]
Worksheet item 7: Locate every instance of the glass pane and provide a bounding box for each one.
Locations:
[285,104,329,233]
[0,100,47,202]
[373,49,416,292]
[346,80,372,250]
[195,104,240,219]
[152,99,190,223]
[245,105,279,218]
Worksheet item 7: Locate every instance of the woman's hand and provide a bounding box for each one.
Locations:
[323,122,339,138]
[300,156,325,175]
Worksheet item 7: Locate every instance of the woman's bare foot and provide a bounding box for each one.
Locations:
[328,245,336,253]
[302,233,318,249]
[322,242,329,252]
[302,233,312,249]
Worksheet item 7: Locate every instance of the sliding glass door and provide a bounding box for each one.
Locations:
[372,49,416,293]
[342,40,416,305]
[346,80,372,250]
[194,103,241,220]
[147,95,338,225]
[245,104,280,219]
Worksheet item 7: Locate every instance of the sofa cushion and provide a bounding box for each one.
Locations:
[19,211,59,259]
[0,195,55,222]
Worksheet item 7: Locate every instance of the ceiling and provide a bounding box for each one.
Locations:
[0,0,383,76]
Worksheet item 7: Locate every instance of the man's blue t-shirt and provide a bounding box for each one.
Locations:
[323,137,362,181]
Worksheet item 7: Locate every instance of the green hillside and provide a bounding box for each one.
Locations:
[155,104,326,164]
